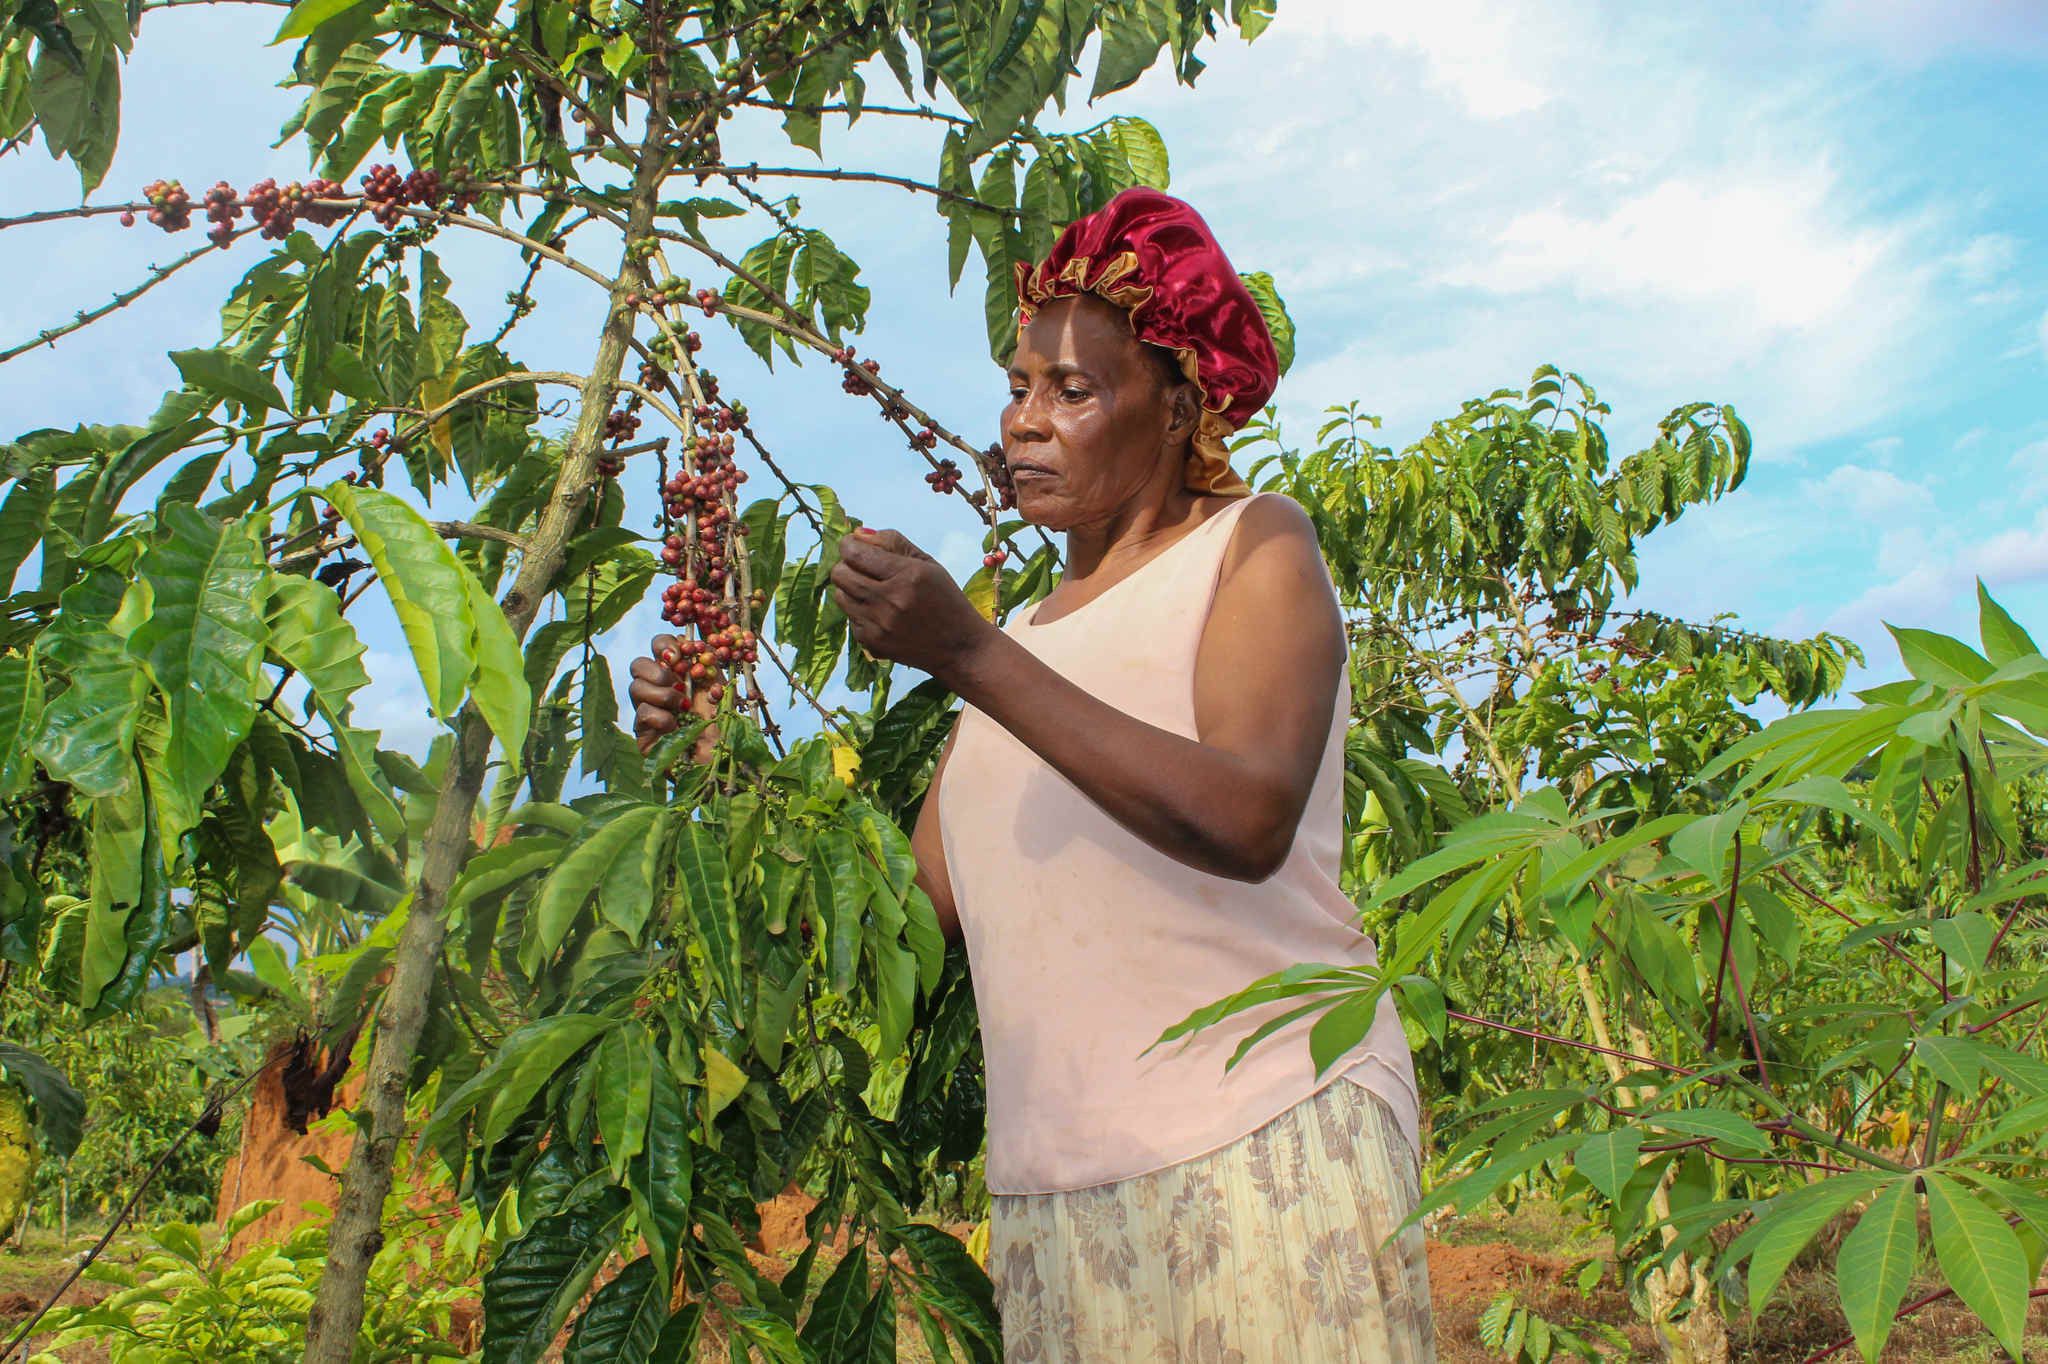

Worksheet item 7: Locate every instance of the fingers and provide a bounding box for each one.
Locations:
[837,528,930,574]
[829,558,877,603]
[628,660,686,711]
[630,650,687,756]
[634,701,679,754]
[635,670,723,756]
[864,528,925,558]
[629,653,678,687]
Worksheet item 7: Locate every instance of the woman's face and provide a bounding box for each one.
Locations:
[1000,294,1189,529]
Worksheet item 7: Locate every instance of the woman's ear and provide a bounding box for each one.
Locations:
[1165,379,1201,446]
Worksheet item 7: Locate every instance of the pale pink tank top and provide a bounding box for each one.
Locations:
[937,491,1421,1195]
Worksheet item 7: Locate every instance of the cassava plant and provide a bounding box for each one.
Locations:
[0,0,1285,1356]
[1167,380,2048,1360]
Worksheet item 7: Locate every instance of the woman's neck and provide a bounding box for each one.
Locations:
[1061,476,1216,581]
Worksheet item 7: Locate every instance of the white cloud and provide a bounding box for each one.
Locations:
[1972,514,2048,582]
[2038,306,2048,364]
[1108,4,1977,461]
[1825,507,2048,647]
[1275,0,1555,118]
[1444,172,1897,332]
[1947,233,2017,286]
[355,650,442,760]
[1801,463,1929,519]
[2010,439,2048,502]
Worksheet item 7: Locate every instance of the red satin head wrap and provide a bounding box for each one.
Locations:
[1015,187,1279,497]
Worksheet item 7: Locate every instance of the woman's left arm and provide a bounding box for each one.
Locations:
[831,496,1343,882]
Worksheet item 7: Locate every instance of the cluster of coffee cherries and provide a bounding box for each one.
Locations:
[623,270,718,319]
[356,426,403,484]
[121,167,471,241]
[693,396,746,432]
[473,22,514,59]
[201,182,242,246]
[593,406,641,477]
[244,177,349,240]
[985,441,1017,511]
[654,415,762,704]
[604,408,642,443]
[924,457,962,495]
[832,346,880,396]
[634,344,707,401]
[131,180,192,231]
[358,163,478,227]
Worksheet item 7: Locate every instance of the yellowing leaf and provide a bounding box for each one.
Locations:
[966,1219,990,1269]
[963,563,997,621]
[700,1045,747,1123]
[419,367,457,465]
[830,743,861,785]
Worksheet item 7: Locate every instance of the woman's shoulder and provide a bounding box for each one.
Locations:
[1215,490,1323,570]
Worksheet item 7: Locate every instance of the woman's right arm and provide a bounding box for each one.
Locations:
[911,718,964,947]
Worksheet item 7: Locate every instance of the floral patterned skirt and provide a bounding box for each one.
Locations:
[988,1078,1436,1363]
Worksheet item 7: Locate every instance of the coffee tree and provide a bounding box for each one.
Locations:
[0,0,1282,1356]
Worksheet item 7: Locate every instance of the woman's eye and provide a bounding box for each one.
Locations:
[1061,388,1088,402]
[1007,388,1027,402]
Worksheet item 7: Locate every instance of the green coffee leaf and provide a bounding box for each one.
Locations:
[323,481,475,719]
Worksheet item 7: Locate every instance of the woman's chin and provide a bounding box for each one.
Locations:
[1009,482,1062,528]
[1007,477,1056,520]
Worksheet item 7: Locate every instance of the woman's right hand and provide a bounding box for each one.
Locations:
[628,633,721,764]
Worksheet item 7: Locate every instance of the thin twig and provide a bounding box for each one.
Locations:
[1444,1007,1695,1076]
[1777,870,1952,1000]
[687,162,1017,215]
[0,230,253,364]
[1797,1288,2048,1363]
[429,521,532,551]
[736,95,973,126]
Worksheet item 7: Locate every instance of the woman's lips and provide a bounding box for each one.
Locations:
[1009,463,1055,479]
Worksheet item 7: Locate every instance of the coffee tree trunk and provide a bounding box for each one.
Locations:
[300,129,668,1363]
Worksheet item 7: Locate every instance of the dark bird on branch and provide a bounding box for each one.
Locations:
[315,556,369,593]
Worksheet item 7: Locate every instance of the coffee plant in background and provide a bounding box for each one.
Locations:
[0,0,1287,1357]
[27,1194,482,1361]
[3,984,244,1234]
[1161,377,2048,1361]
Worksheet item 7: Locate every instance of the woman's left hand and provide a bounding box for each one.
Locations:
[830,528,997,682]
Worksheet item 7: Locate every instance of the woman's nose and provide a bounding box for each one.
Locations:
[1005,391,1051,444]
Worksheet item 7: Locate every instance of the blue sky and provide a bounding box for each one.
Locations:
[4,0,2047,757]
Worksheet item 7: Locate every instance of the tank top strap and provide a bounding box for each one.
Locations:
[1014,491,1270,639]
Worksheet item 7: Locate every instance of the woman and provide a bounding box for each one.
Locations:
[631,189,1434,1362]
